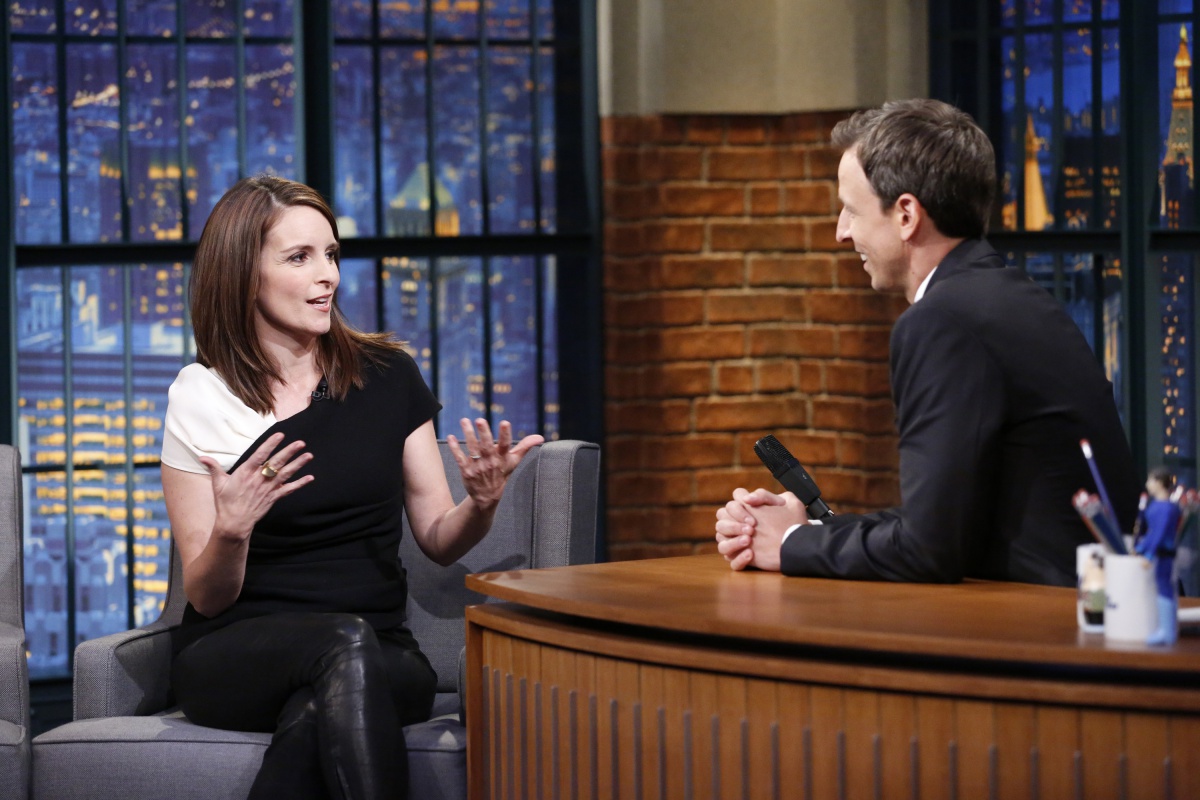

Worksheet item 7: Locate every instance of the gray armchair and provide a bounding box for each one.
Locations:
[31,440,600,799]
[0,446,30,799]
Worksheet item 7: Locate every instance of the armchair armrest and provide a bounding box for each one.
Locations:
[0,623,28,729]
[71,620,177,719]
[531,441,600,568]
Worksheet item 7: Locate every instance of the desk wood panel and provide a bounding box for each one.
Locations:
[954,699,995,800]
[877,692,916,800]
[745,678,779,800]
[776,680,810,798]
[915,695,953,800]
[663,665,689,800]
[466,555,1200,799]
[1080,709,1123,800]
[469,608,1200,799]
[1170,716,1200,799]
[1126,713,1169,800]
[843,688,877,800]
[993,703,1035,800]
[809,685,841,799]
[715,673,747,800]
[1035,705,1080,800]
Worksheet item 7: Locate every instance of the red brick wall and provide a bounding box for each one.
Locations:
[602,113,909,561]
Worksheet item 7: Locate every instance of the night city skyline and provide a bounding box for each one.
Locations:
[11,0,561,678]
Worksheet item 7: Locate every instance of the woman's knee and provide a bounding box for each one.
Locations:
[277,687,320,732]
[306,614,386,675]
[318,614,377,649]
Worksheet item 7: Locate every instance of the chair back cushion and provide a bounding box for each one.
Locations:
[0,446,29,799]
[400,440,599,691]
[0,446,22,632]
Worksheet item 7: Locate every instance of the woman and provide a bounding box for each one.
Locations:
[160,174,542,798]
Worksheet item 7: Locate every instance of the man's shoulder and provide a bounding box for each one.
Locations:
[924,253,1041,312]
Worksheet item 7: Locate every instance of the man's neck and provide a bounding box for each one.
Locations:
[905,236,968,303]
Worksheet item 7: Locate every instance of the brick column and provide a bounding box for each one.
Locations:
[602,113,908,561]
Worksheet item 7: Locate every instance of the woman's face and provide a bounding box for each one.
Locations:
[254,204,340,347]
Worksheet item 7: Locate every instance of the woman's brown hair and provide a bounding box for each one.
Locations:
[190,174,402,414]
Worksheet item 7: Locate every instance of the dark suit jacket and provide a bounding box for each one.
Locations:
[780,238,1138,586]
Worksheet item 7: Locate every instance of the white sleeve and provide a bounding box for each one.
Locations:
[781,519,823,544]
[160,422,207,474]
[160,364,276,475]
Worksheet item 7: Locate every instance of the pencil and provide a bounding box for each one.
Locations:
[1079,439,1120,531]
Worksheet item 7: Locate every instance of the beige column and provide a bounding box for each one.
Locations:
[600,0,930,116]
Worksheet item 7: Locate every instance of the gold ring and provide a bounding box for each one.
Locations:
[261,462,279,479]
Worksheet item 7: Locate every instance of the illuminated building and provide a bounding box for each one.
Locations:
[1159,25,1195,468]
[1023,115,1054,231]
[1161,25,1195,228]
[387,164,462,237]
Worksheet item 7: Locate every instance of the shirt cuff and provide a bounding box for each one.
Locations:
[781,518,822,544]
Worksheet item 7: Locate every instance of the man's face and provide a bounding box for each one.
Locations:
[836,148,909,295]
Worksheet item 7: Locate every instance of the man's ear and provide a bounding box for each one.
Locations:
[894,193,923,242]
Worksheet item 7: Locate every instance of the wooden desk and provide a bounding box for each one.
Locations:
[464,554,1200,799]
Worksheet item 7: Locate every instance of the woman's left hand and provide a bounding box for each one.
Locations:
[447,418,544,512]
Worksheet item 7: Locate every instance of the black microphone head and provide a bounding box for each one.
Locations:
[754,434,833,517]
[754,435,798,478]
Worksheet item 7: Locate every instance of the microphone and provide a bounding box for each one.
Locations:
[753,435,834,520]
[312,377,328,402]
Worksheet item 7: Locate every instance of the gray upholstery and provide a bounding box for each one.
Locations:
[0,447,30,799]
[31,440,600,800]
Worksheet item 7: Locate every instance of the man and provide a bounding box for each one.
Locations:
[715,99,1138,586]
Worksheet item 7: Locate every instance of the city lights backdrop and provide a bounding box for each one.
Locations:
[8,0,591,679]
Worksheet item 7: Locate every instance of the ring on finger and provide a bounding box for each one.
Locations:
[261,462,279,479]
[469,453,482,460]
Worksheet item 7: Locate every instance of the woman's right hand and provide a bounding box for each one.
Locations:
[198,432,314,542]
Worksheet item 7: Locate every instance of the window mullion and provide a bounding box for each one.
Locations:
[422,0,440,406]
[531,17,545,233]
[0,0,15,441]
[122,267,136,631]
[236,2,247,176]
[117,5,131,243]
[59,266,77,662]
[176,6,191,241]
[299,0,335,199]
[478,7,494,424]
[1015,9,1028,232]
[55,0,69,241]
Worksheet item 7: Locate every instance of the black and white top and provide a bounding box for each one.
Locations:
[161,350,441,654]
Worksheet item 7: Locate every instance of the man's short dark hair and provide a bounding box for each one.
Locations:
[831,99,996,240]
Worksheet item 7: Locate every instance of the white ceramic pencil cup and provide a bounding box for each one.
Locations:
[1103,554,1158,642]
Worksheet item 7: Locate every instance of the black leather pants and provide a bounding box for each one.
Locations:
[172,612,437,800]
